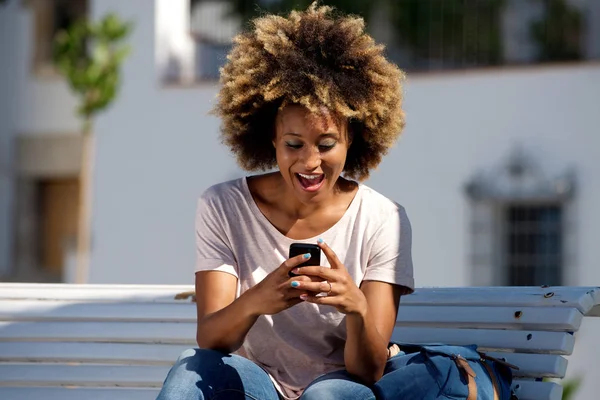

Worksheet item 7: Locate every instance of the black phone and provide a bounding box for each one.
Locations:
[288,243,321,277]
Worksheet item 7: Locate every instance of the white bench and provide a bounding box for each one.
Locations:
[0,284,598,400]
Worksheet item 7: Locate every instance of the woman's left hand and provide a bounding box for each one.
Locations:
[289,239,368,316]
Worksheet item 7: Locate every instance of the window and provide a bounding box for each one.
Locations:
[466,146,575,287]
[190,0,238,81]
[31,0,88,75]
[504,204,563,286]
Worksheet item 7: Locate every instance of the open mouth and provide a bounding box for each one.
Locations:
[295,173,325,192]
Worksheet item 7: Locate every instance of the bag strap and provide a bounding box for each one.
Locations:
[479,352,520,371]
[482,361,501,400]
[454,356,478,400]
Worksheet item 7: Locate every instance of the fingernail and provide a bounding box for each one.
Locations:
[300,294,308,301]
[317,238,324,244]
[292,268,299,274]
[303,253,311,259]
[291,281,300,288]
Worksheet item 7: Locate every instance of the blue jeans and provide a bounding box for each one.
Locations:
[156,348,407,400]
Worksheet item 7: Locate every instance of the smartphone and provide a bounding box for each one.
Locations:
[288,243,321,277]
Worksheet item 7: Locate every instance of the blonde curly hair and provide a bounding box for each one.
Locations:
[213,2,406,180]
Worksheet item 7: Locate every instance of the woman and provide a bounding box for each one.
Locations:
[158,3,413,399]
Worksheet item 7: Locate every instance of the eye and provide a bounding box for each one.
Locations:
[285,142,303,149]
[318,142,336,151]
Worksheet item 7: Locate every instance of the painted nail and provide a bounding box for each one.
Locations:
[317,238,324,244]
[291,281,300,288]
[303,253,311,259]
[300,294,308,301]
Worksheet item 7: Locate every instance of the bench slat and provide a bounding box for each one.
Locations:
[0,387,160,400]
[512,380,562,400]
[0,342,188,365]
[0,321,575,355]
[396,306,581,331]
[1,285,598,316]
[401,286,600,317]
[0,363,168,387]
[0,300,196,322]
[392,327,575,354]
[0,300,583,332]
[0,284,194,303]
[0,341,566,379]
[0,321,196,344]
[485,352,567,378]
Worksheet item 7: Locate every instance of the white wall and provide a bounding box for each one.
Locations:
[89,0,242,284]
[0,2,18,276]
[9,8,81,135]
[92,62,600,290]
[372,65,600,289]
[0,1,80,276]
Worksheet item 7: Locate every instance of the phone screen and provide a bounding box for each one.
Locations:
[288,243,321,277]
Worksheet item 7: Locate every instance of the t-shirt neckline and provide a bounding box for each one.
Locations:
[240,176,363,243]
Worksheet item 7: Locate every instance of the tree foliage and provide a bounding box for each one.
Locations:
[200,0,506,69]
[530,0,583,62]
[53,13,133,129]
[389,0,505,67]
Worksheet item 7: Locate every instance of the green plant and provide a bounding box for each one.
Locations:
[53,13,132,282]
[544,376,582,400]
[212,0,374,24]
[54,13,132,132]
[562,376,582,400]
[389,0,505,67]
[530,0,583,62]
[207,0,506,69]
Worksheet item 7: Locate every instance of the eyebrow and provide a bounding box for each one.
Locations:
[283,133,339,138]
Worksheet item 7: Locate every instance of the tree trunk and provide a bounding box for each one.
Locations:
[75,122,94,283]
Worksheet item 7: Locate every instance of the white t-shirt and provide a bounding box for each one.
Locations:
[195,177,414,398]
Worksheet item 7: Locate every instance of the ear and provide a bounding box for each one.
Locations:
[346,119,354,146]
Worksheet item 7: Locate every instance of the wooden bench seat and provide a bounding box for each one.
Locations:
[0,284,598,400]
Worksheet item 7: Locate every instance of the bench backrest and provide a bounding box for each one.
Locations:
[0,284,598,400]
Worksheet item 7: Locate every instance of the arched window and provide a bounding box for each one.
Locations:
[465,146,576,287]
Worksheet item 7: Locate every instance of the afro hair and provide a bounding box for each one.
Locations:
[213,2,406,181]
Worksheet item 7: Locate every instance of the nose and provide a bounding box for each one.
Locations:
[302,146,321,170]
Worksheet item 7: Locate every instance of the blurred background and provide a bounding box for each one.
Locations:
[0,0,598,397]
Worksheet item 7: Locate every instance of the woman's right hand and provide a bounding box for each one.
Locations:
[243,253,320,316]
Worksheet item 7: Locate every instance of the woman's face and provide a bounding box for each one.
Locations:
[273,104,350,204]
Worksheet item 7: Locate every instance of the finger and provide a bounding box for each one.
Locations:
[288,274,324,283]
[282,276,320,294]
[281,252,313,273]
[290,280,333,294]
[286,297,304,308]
[284,290,309,300]
[317,239,344,270]
[293,276,323,284]
[290,266,337,280]
[300,293,337,306]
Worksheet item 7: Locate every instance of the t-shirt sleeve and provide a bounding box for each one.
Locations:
[363,206,414,292]
[194,194,238,278]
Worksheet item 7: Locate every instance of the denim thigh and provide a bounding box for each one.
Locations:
[300,369,376,400]
[156,348,280,400]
